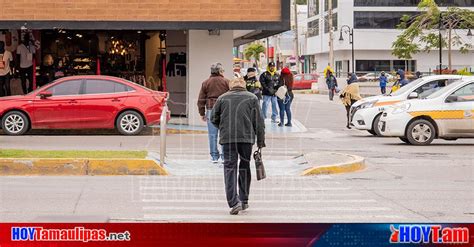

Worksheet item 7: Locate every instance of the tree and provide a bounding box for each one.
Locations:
[296,0,307,4]
[392,0,474,71]
[244,43,265,69]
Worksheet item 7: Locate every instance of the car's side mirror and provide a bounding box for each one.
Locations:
[445,95,458,103]
[39,91,52,99]
[408,92,418,99]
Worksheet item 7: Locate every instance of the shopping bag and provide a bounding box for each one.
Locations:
[253,148,266,181]
[275,85,288,100]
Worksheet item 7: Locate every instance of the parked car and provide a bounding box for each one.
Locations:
[357,73,394,82]
[350,75,469,136]
[293,74,319,90]
[379,78,474,145]
[0,75,168,136]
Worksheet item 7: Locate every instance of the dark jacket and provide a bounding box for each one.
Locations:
[197,75,230,116]
[244,75,262,100]
[211,87,265,147]
[326,75,338,89]
[259,71,280,96]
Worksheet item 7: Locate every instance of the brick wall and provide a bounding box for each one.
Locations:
[0,0,282,22]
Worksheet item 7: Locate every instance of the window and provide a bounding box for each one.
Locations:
[304,75,314,80]
[308,19,319,37]
[415,79,450,98]
[48,80,82,96]
[308,0,319,17]
[294,75,302,82]
[448,83,474,102]
[324,13,338,33]
[83,80,133,94]
[354,0,473,6]
[324,0,338,11]
[393,60,417,72]
[356,60,391,72]
[354,11,418,29]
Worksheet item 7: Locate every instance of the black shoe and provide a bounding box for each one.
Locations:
[278,123,284,127]
[346,125,351,129]
[229,203,243,215]
[242,203,249,210]
[285,123,292,127]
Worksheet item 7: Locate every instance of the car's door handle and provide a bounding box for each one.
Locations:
[68,100,78,104]
[112,98,121,102]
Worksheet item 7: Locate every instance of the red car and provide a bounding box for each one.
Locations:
[0,75,168,136]
[293,74,319,90]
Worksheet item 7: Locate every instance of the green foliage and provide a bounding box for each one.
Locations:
[295,0,307,4]
[244,43,265,62]
[392,0,474,66]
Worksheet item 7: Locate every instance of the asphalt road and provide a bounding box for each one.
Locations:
[0,94,473,222]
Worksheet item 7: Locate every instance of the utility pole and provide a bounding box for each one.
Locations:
[294,0,300,73]
[328,0,334,68]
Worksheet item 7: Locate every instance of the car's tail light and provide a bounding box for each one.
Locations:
[152,92,168,105]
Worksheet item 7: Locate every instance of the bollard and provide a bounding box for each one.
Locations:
[159,94,169,167]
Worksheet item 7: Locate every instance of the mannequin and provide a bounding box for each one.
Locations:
[0,41,14,96]
[16,34,36,94]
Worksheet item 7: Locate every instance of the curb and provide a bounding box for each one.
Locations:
[301,152,366,176]
[0,159,168,176]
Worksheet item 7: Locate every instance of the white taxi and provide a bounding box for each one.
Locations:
[379,78,474,145]
[350,75,467,136]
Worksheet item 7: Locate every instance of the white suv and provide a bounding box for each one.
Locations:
[350,75,469,136]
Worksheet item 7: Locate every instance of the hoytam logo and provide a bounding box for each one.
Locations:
[11,227,131,242]
[390,225,469,244]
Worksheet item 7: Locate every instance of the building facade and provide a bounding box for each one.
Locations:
[305,0,474,75]
[0,0,290,125]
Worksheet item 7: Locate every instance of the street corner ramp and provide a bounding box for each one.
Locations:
[0,159,168,176]
[301,152,366,176]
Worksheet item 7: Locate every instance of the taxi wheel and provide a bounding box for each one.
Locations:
[406,119,436,145]
[367,130,376,136]
[372,114,383,137]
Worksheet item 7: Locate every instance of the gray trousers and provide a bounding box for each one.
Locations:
[223,143,252,208]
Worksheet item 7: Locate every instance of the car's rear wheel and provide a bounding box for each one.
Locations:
[399,137,410,144]
[406,119,436,145]
[367,129,376,136]
[2,111,29,136]
[116,111,144,135]
[372,114,383,137]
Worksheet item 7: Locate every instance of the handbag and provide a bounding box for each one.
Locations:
[253,148,266,181]
[275,85,287,100]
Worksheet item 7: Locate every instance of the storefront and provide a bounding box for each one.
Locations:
[0,0,290,125]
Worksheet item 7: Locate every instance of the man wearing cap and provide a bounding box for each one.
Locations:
[197,63,230,163]
[259,62,280,123]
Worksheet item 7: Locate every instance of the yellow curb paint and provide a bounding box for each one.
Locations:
[301,154,366,176]
[0,159,168,176]
[88,160,168,176]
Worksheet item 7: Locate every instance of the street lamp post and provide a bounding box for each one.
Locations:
[339,25,354,74]
[438,12,444,75]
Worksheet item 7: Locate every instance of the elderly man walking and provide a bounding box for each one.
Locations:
[197,63,230,163]
[211,77,266,215]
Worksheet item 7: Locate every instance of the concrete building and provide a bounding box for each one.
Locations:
[0,0,290,126]
[305,0,474,75]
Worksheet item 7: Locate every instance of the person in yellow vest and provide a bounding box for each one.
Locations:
[340,73,362,129]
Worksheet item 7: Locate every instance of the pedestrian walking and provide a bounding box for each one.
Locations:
[0,41,14,97]
[326,71,338,101]
[210,77,266,215]
[379,71,388,95]
[416,71,422,79]
[340,74,362,129]
[244,68,262,100]
[277,67,294,127]
[259,62,280,123]
[197,62,230,163]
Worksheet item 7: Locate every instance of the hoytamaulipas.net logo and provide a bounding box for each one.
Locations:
[11,226,131,242]
[390,224,469,244]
